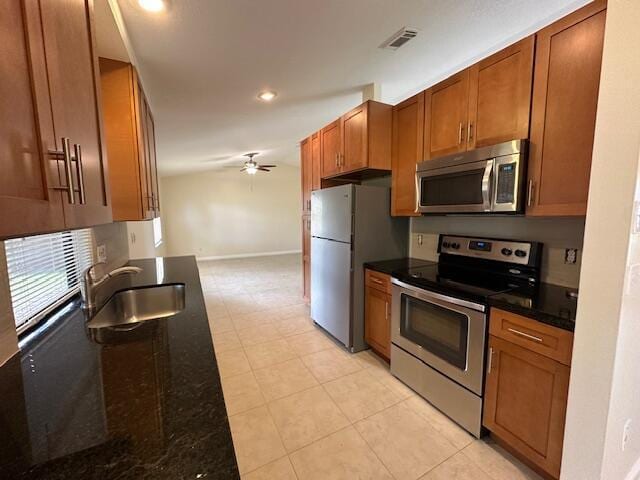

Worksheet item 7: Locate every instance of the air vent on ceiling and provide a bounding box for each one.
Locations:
[380,27,418,50]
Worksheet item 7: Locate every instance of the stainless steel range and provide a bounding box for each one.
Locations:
[390,234,542,437]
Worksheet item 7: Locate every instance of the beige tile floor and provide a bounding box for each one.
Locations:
[198,254,543,480]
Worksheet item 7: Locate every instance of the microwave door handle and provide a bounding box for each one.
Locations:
[482,160,494,212]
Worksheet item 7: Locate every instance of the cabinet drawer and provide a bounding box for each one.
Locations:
[365,269,391,294]
[489,308,573,366]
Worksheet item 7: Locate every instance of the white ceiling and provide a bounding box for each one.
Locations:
[99,0,591,176]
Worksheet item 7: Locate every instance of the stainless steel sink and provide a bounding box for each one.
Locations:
[87,284,186,330]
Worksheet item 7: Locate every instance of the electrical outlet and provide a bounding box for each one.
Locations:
[97,244,107,263]
[565,248,578,265]
[417,234,423,246]
[623,419,632,451]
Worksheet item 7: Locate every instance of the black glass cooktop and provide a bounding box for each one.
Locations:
[392,262,537,305]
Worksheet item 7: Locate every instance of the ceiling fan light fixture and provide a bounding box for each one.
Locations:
[246,166,258,175]
[258,90,277,102]
[138,0,165,12]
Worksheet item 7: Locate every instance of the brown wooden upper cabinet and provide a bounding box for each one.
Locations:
[423,36,534,160]
[527,0,606,216]
[300,136,312,214]
[320,100,392,178]
[391,92,424,216]
[0,0,111,239]
[311,131,322,190]
[100,58,160,221]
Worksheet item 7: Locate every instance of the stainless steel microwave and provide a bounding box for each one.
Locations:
[416,140,527,214]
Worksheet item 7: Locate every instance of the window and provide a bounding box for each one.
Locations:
[5,229,94,334]
[153,217,163,247]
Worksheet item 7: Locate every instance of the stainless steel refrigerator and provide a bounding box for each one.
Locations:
[310,184,408,352]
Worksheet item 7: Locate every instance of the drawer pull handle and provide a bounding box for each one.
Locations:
[385,301,389,320]
[370,277,384,285]
[507,327,543,343]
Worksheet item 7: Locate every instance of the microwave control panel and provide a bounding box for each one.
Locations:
[495,162,517,204]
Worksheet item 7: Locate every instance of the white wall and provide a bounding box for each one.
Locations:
[126,220,166,259]
[562,2,640,479]
[160,164,301,259]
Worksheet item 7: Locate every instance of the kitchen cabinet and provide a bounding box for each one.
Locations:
[527,0,606,216]
[320,101,392,178]
[364,269,392,360]
[100,58,160,221]
[302,215,311,303]
[300,136,312,214]
[391,92,424,217]
[423,36,534,160]
[467,36,534,149]
[311,131,322,190]
[424,70,470,160]
[483,308,573,479]
[0,0,111,239]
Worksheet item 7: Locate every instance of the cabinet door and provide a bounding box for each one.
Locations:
[300,137,312,214]
[468,36,534,149]
[341,103,368,172]
[302,216,311,302]
[364,286,391,359]
[135,84,154,220]
[145,105,160,217]
[99,59,144,221]
[320,119,342,178]
[424,70,470,160]
[391,93,424,217]
[527,1,606,216]
[0,0,64,239]
[311,131,322,190]
[483,335,570,479]
[40,0,112,228]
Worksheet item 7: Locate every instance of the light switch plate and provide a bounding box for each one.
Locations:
[97,244,107,263]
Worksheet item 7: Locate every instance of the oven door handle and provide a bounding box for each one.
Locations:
[391,278,486,312]
[482,159,494,212]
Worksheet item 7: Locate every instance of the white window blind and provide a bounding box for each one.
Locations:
[5,229,94,333]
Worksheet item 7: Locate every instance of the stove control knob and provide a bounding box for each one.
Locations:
[451,242,460,250]
[442,242,450,249]
[514,249,527,258]
[501,248,513,256]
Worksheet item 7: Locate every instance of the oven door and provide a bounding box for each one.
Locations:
[391,279,487,395]
[417,159,494,214]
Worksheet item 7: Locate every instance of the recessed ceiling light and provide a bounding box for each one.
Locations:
[258,90,277,102]
[138,0,165,12]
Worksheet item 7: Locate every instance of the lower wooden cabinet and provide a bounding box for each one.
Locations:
[364,269,391,360]
[483,309,572,479]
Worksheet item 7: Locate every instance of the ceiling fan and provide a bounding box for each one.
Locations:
[225,152,276,175]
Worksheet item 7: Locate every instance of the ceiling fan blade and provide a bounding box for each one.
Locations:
[258,164,276,168]
[257,167,270,172]
[240,167,247,172]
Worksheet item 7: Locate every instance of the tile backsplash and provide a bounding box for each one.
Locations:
[410,216,585,288]
[0,222,130,366]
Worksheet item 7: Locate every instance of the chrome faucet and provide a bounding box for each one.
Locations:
[82,262,142,314]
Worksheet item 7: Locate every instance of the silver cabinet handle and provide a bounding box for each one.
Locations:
[527,180,535,207]
[62,138,75,204]
[370,277,384,285]
[458,122,465,145]
[507,327,543,343]
[468,122,474,141]
[335,153,339,168]
[487,347,494,374]
[385,301,389,320]
[73,144,86,204]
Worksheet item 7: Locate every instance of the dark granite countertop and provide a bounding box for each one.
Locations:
[363,257,436,276]
[364,257,577,332]
[0,256,239,479]
[488,282,578,332]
